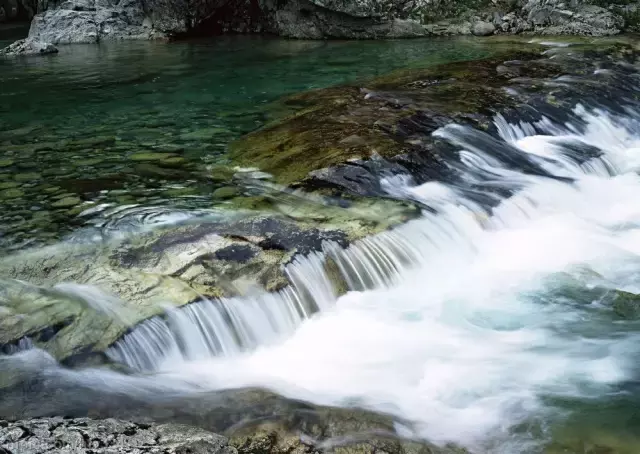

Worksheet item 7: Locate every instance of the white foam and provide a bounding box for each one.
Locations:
[154,106,640,451]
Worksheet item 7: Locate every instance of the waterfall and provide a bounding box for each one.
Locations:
[12,87,640,453]
[107,251,338,371]
[109,103,640,374]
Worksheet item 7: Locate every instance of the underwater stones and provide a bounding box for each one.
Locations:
[0,188,24,199]
[13,172,41,182]
[51,196,81,208]
[128,152,178,162]
[161,186,198,197]
[0,159,14,168]
[213,186,240,200]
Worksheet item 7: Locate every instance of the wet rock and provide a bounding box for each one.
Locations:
[0,188,24,199]
[612,290,640,319]
[0,388,463,454]
[129,152,178,161]
[213,186,240,200]
[0,38,58,56]
[51,196,81,208]
[0,417,235,454]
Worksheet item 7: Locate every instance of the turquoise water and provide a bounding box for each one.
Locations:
[0,35,497,249]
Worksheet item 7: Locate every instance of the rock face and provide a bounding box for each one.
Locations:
[3,0,640,48]
[0,37,57,55]
[28,0,166,44]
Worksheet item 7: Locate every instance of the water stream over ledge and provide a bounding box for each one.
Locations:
[6,97,640,452]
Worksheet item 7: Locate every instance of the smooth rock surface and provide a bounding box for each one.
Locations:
[472,20,495,36]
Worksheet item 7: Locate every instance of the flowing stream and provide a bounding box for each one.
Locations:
[5,37,640,453]
[6,98,640,452]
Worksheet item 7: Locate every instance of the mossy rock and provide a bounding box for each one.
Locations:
[129,152,179,162]
[0,188,24,199]
[228,50,547,187]
[51,196,81,209]
[213,186,240,200]
[612,290,640,319]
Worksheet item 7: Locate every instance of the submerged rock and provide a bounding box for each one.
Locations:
[0,37,58,56]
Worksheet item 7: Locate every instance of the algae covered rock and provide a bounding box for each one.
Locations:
[612,290,640,319]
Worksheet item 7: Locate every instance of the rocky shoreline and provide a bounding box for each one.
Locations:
[3,0,640,56]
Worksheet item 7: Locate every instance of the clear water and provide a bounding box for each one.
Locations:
[0,35,495,250]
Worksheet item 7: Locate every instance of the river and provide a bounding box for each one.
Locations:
[2,34,640,453]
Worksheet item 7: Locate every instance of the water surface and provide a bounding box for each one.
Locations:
[0,35,496,249]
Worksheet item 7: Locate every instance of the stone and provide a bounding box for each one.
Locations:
[0,188,24,199]
[0,417,235,454]
[129,152,177,161]
[0,38,58,56]
[51,196,81,208]
[14,172,41,182]
[212,186,240,200]
[472,20,496,36]
[27,0,165,45]
[612,290,640,319]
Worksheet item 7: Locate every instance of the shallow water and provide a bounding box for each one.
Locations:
[0,35,496,250]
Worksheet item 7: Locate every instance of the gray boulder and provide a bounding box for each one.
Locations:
[0,37,58,56]
[28,0,165,44]
[522,0,624,35]
[472,20,496,35]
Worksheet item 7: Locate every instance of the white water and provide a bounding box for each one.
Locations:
[134,105,640,451]
[7,104,640,452]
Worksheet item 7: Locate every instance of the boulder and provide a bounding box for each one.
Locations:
[0,37,58,56]
[28,0,165,44]
[472,20,495,36]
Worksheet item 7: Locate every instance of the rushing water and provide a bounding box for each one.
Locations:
[0,34,496,250]
[5,36,640,453]
[6,95,640,452]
